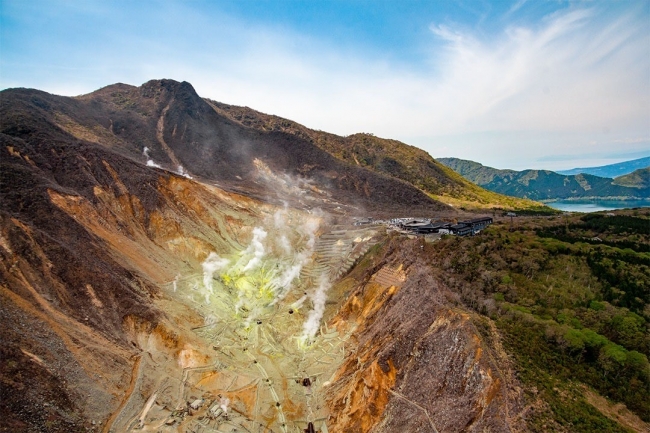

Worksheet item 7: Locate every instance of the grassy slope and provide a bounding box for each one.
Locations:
[613,167,650,189]
[208,101,551,212]
[426,209,650,431]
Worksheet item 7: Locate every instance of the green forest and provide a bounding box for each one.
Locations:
[425,209,650,431]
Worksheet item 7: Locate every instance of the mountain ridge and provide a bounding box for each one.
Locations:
[2,79,553,212]
[438,157,650,201]
[557,156,650,177]
[612,167,650,189]
[2,79,450,216]
[209,100,549,211]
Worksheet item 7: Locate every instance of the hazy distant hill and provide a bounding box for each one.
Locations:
[210,101,548,211]
[613,167,650,189]
[557,156,650,177]
[438,157,650,201]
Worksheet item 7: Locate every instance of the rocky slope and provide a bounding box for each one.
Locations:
[325,236,526,432]
[0,133,522,431]
[0,126,272,430]
[438,157,650,201]
[2,80,451,218]
[0,79,516,432]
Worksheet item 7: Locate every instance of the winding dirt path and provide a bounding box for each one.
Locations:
[102,355,142,433]
[156,101,182,168]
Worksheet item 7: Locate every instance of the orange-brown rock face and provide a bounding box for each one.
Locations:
[0,130,270,431]
[326,243,525,433]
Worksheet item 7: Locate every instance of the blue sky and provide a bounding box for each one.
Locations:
[1,0,648,170]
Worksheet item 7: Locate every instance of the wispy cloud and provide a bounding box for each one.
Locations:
[507,0,528,16]
[425,7,647,133]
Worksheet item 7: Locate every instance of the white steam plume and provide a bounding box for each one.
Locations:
[241,227,268,272]
[273,207,292,256]
[300,217,319,250]
[277,234,292,256]
[301,273,332,342]
[143,146,162,168]
[267,212,320,304]
[202,252,230,293]
[269,259,304,304]
[195,204,324,334]
[177,165,192,179]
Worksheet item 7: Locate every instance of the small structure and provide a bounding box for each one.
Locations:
[446,216,494,236]
[450,223,473,236]
[446,216,493,236]
[399,219,452,235]
[401,220,439,234]
[429,221,451,231]
[460,217,493,231]
[353,217,374,226]
[392,216,491,237]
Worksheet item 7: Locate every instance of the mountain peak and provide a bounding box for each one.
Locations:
[140,78,195,92]
[138,79,199,101]
[83,79,200,102]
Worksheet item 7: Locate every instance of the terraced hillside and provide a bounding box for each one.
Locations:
[307,226,379,281]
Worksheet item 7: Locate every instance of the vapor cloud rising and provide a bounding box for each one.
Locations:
[301,274,332,342]
[200,206,329,340]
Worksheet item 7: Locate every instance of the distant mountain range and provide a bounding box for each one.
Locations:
[557,156,650,177]
[437,158,650,201]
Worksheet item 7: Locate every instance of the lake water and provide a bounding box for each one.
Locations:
[545,199,650,213]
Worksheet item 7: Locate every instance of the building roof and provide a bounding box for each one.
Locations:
[401,218,430,225]
[404,221,433,228]
[462,217,493,224]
